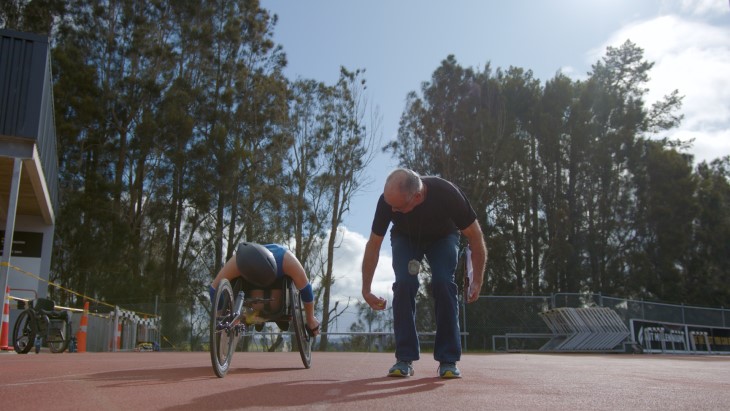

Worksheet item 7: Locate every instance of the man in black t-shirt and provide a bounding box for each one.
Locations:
[362,168,487,379]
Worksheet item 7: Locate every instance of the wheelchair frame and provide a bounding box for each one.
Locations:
[12,298,72,354]
[209,276,313,377]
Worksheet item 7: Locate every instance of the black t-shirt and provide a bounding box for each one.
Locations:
[371,176,477,242]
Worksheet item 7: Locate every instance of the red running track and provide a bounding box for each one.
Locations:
[1,350,729,410]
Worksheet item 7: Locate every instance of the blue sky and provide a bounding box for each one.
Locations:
[260,0,730,310]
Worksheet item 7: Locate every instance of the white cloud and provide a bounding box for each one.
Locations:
[558,65,582,80]
[589,13,730,164]
[326,226,394,306]
[677,0,730,16]
[312,226,394,332]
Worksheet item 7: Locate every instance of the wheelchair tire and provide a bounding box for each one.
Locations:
[12,309,37,354]
[48,316,71,353]
[210,279,237,377]
[290,280,312,368]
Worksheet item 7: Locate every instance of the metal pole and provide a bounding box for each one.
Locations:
[641,299,645,319]
[0,159,22,321]
[154,295,160,348]
[681,303,685,325]
[462,297,468,352]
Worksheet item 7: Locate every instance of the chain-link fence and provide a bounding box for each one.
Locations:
[467,293,729,352]
[123,292,729,354]
[9,292,726,353]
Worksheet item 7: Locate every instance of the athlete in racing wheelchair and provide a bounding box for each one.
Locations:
[208,242,319,376]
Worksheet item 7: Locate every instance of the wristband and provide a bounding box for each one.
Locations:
[299,283,314,303]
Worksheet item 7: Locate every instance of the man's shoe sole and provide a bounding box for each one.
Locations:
[439,370,462,379]
[388,369,414,377]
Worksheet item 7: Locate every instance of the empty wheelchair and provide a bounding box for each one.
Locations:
[13,298,72,354]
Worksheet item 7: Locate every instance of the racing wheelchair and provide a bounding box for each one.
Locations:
[210,244,314,378]
[13,298,72,354]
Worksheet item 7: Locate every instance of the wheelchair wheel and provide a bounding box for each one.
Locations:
[12,309,37,354]
[210,279,237,377]
[289,280,312,368]
[48,316,71,353]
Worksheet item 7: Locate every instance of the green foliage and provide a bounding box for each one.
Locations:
[6,1,728,348]
[16,0,375,347]
[388,42,730,308]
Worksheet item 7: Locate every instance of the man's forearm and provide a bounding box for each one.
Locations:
[361,244,379,294]
[471,241,487,283]
[463,220,487,283]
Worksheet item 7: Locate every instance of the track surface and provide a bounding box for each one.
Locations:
[1,350,728,410]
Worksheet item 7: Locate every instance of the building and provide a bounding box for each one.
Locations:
[0,28,59,304]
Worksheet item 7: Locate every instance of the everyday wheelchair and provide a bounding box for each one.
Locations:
[13,298,72,354]
[209,275,313,377]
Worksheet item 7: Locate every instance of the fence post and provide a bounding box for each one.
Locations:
[681,303,685,324]
[641,299,645,319]
[720,306,727,327]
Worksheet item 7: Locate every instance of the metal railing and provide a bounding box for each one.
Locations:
[477,293,728,353]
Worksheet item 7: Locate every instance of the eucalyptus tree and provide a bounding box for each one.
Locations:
[317,67,377,351]
[0,0,66,35]
[388,41,689,301]
[184,1,288,277]
[537,73,576,293]
[631,142,697,302]
[389,56,502,289]
[134,0,221,344]
[492,67,543,294]
[52,3,109,305]
[581,40,685,297]
[226,4,290,249]
[50,0,289,342]
[161,1,291,346]
[691,157,730,306]
[576,41,648,294]
[280,69,377,351]
[51,0,180,305]
[279,78,333,341]
[282,79,332,270]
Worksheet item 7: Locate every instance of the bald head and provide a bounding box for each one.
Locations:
[385,169,422,196]
[384,168,424,213]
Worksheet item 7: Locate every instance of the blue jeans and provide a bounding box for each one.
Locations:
[391,232,461,363]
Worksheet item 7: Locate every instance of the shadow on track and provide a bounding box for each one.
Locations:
[163,376,446,410]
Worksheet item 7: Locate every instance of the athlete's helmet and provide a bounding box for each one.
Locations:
[235,242,277,287]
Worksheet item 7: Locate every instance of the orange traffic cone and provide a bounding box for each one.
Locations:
[76,301,89,353]
[1,286,10,350]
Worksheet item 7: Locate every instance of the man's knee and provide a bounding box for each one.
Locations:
[430,280,458,297]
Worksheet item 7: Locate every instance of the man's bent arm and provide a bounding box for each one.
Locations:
[462,220,487,303]
[362,232,386,309]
